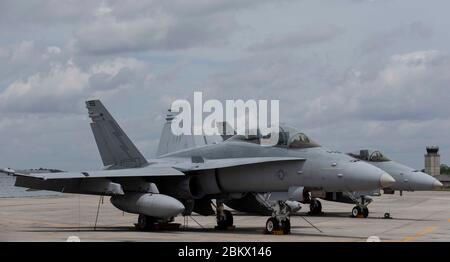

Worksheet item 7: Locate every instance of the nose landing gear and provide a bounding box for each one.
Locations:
[351,206,369,218]
[264,200,293,235]
[265,217,290,235]
[347,193,372,218]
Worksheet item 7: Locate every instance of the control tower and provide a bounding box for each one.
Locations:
[425,146,440,177]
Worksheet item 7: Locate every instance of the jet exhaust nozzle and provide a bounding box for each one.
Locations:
[110,193,185,218]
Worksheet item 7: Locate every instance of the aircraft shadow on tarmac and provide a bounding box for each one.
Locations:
[289,212,435,222]
[20,225,364,240]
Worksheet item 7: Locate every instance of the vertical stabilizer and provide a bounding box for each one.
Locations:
[86,100,148,168]
[156,110,222,156]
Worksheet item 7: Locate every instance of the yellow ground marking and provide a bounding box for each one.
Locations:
[401,226,438,242]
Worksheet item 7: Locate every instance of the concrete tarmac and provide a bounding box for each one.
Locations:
[0,191,449,242]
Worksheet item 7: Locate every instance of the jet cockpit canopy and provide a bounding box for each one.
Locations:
[227,125,320,149]
[348,149,391,162]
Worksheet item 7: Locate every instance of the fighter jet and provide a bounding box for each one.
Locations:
[326,149,444,217]
[348,149,443,192]
[10,100,394,234]
[226,149,443,219]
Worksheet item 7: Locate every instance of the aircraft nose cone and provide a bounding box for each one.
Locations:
[407,172,443,191]
[379,173,396,188]
[432,179,443,190]
[343,161,395,191]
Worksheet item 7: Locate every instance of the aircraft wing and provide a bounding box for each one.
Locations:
[12,157,304,196]
[0,168,16,175]
[12,166,184,180]
[12,157,304,180]
[13,165,184,196]
[173,157,305,171]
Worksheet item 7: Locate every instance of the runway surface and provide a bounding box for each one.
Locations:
[0,191,449,242]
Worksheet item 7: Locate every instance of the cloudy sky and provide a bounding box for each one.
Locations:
[1,0,449,170]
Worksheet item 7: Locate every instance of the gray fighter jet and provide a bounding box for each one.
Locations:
[325,149,443,217]
[348,149,442,192]
[8,100,394,234]
[226,149,442,219]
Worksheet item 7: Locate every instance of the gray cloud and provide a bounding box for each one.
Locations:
[74,0,284,55]
[312,50,450,122]
[0,0,99,25]
[0,57,149,114]
[360,21,433,55]
[75,14,236,55]
[247,25,344,52]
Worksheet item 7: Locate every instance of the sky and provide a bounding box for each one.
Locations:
[1,0,449,170]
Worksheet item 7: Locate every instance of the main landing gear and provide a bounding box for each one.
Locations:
[309,199,322,215]
[215,199,234,230]
[264,201,292,235]
[136,214,155,231]
[136,215,179,231]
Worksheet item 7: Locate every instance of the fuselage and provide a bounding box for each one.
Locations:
[160,139,393,193]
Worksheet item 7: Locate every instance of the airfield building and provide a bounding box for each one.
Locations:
[425,146,440,177]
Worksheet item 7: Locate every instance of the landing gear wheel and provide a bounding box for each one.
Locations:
[351,206,362,218]
[265,217,279,234]
[217,210,233,229]
[136,214,154,231]
[362,207,369,218]
[281,219,291,234]
[309,199,322,215]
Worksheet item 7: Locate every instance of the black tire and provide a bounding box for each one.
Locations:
[362,207,369,218]
[281,219,291,234]
[351,206,362,218]
[265,217,279,234]
[309,199,322,215]
[217,210,233,229]
[137,214,154,231]
[224,210,233,227]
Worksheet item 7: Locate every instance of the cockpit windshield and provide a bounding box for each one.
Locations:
[227,125,320,149]
[348,149,391,162]
[288,132,320,148]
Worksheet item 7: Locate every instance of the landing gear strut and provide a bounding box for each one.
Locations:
[264,201,292,234]
[215,200,234,230]
[309,199,322,215]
